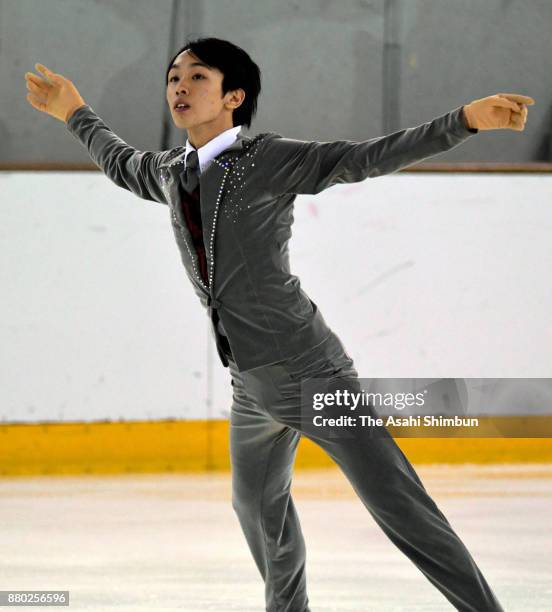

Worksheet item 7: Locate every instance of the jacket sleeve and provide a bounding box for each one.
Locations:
[65,104,169,205]
[261,106,478,196]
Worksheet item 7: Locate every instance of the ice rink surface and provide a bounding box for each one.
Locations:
[1,465,551,611]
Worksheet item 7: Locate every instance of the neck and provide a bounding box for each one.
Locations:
[187,115,236,149]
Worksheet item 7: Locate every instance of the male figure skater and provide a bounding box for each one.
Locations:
[25,37,533,611]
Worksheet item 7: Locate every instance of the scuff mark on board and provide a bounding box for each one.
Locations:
[354,260,414,297]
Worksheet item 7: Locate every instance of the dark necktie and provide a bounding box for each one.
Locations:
[178,149,209,285]
[182,149,200,193]
[180,149,232,358]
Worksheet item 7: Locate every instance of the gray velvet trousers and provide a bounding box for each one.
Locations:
[227,331,504,612]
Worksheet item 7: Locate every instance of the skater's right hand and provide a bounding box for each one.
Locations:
[25,63,86,123]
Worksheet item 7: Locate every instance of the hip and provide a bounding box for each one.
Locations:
[228,330,358,408]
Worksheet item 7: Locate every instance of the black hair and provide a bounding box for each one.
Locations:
[166,37,262,129]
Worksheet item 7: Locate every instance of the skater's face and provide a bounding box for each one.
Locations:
[166,50,245,147]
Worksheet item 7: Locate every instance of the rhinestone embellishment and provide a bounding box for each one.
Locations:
[220,133,268,223]
[158,134,273,292]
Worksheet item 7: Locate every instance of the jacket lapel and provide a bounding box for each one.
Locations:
[199,133,249,281]
[160,132,250,294]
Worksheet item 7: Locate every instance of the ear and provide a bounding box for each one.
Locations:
[226,88,246,110]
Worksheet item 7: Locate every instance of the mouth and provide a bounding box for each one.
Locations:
[174,102,191,113]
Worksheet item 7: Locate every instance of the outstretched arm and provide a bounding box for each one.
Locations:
[25,63,169,205]
[261,93,535,197]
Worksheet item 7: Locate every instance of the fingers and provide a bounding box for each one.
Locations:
[35,63,56,83]
[509,112,525,131]
[508,105,528,131]
[497,92,535,106]
[24,69,51,113]
[26,92,47,113]
[494,95,523,113]
[25,71,52,101]
[25,76,48,98]
[25,64,58,100]
[511,101,529,131]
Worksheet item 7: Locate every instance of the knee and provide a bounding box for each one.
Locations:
[232,488,260,523]
[232,489,288,543]
[231,492,244,516]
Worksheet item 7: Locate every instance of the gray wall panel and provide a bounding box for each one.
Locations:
[401,0,552,161]
[1,0,550,163]
[2,0,173,162]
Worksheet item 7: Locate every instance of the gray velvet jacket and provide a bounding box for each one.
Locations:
[66,105,477,372]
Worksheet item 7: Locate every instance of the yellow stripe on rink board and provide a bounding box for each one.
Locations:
[1,418,552,476]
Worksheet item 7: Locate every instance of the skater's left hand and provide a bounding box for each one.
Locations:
[463,93,535,131]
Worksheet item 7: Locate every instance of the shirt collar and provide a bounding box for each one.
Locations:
[185,124,243,173]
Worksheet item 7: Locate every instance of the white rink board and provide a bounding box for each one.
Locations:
[1,171,551,422]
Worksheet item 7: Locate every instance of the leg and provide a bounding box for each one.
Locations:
[229,359,311,612]
[322,425,503,611]
[261,332,504,612]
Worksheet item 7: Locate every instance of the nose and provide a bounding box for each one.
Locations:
[175,79,189,96]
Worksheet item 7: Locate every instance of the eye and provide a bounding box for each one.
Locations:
[168,73,205,84]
